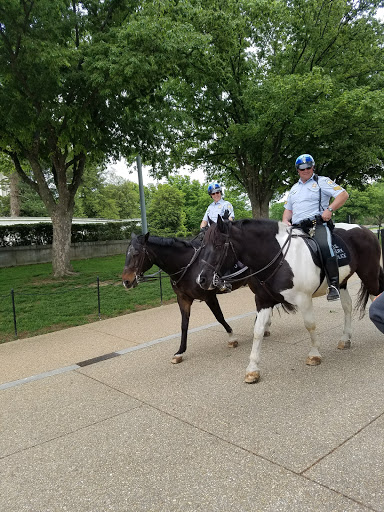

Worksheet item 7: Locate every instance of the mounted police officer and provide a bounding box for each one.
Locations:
[200,182,234,229]
[282,154,349,301]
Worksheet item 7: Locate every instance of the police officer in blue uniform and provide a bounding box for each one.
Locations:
[282,154,349,301]
[200,182,234,228]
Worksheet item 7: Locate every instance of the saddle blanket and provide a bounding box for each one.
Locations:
[301,232,350,268]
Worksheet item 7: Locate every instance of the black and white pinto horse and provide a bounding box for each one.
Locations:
[197,217,384,383]
[122,233,256,364]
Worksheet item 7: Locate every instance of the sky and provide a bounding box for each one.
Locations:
[108,158,206,187]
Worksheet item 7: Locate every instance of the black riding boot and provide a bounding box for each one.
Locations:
[325,256,340,301]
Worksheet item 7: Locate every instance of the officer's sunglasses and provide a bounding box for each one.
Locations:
[211,191,221,195]
[298,166,313,170]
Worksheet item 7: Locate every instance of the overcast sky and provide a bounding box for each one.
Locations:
[109,158,206,186]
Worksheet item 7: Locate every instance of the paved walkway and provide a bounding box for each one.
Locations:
[1,280,383,511]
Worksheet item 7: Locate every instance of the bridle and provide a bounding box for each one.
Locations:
[132,241,203,287]
[201,236,243,288]
[129,244,156,284]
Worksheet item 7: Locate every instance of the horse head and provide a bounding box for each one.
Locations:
[122,232,152,289]
[197,216,238,290]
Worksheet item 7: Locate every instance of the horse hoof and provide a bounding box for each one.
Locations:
[264,331,271,337]
[228,340,239,348]
[171,355,183,364]
[244,371,260,383]
[337,340,351,350]
[306,356,321,366]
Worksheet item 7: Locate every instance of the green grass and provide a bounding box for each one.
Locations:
[0,255,176,343]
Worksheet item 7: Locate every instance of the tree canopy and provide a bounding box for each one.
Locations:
[142,0,384,217]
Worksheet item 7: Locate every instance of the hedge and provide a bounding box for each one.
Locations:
[0,221,141,247]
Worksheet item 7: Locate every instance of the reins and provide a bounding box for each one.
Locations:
[137,244,203,286]
[204,228,293,288]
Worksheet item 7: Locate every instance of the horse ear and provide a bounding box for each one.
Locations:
[144,232,149,242]
[217,215,225,231]
[207,216,215,226]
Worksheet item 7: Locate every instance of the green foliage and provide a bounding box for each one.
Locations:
[166,175,211,233]
[269,202,286,221]
[147,184,187,236]
[336,181,384,225]
[0,255,175,343]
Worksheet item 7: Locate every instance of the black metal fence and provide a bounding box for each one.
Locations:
[4,272,165,338]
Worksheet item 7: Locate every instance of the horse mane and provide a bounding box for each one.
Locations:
[206,218,279,244]
[234,218,279,229]
[147,235,197,249]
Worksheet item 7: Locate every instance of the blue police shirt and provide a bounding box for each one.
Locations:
[284,174,345,224]
[203,198,234,224]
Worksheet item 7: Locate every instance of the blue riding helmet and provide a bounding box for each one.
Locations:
[207,182,222,195]
[295,154,315,169]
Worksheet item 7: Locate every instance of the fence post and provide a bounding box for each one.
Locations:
[97,276,101,319]
[11,289,17,338]
[159,270,163,304]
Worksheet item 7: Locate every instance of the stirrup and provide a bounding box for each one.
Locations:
[327,285,340,301]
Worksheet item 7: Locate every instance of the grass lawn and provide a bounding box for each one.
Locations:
[0,255,176,343]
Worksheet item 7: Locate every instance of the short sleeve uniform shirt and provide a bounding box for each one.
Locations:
[284,174,346,224]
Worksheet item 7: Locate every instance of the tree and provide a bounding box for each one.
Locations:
[167,175,210,233]
[339,182,384,225]
[103,180,141,220]
[145,0,384,218]
[0,1,183,275]
[147,184,187,236]
[269,202,286,221]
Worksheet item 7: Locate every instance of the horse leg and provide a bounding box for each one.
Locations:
[338,286,352,349]
[205,295,238,348]
[245,307,272,383]
[171,295,193,364]
[298,297,322,366]
[249,284,271,337]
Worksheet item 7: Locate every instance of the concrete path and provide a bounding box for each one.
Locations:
[1,279,383,511]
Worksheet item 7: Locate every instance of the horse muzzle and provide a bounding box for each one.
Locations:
[122,269,140,289]
[196,272,215,290]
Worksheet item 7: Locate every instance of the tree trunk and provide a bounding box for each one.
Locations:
[9,171,20,216]
[51,208,74,277]
[246,185,273,219]
[11,149,86,277]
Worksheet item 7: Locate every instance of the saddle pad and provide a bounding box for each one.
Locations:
[331,233,350,267]
[299,231,350,268]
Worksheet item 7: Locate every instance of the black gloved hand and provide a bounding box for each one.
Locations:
[222,209,230,220]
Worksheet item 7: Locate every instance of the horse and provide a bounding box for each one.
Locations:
[197,216,384,383]
[122,232,257,364]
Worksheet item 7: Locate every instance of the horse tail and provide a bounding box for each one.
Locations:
[281,302,297,314]
[355,265,384,319]
[355,283,369,319]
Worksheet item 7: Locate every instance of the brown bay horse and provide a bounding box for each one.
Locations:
[122,233,256,364]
